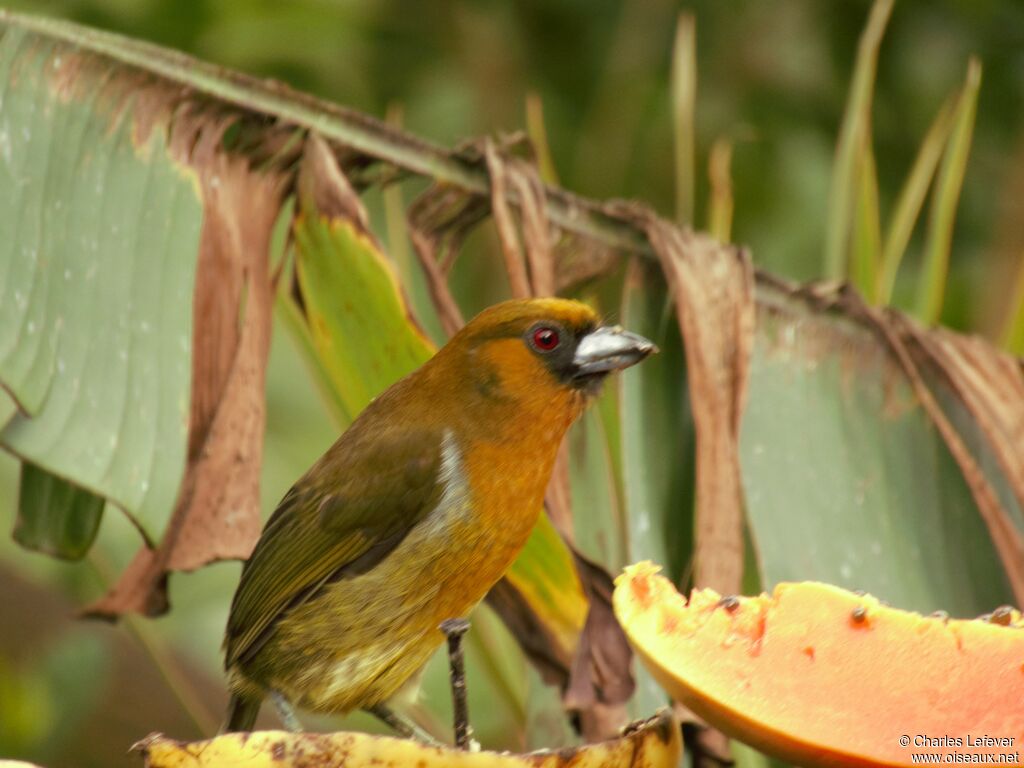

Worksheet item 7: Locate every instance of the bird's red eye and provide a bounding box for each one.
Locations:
[532,327,560,351]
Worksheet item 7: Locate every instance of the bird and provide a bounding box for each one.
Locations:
[222,297,656,734]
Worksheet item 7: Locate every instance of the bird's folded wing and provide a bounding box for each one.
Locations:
[223,425,445,669]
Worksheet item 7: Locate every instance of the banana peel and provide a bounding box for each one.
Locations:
[134,709,680,768]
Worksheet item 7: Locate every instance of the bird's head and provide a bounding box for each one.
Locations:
[429,299,657,423]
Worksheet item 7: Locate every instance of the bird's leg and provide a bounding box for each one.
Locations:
[270,690,303,732]
[366,704,440,745]
[439,617,474,750]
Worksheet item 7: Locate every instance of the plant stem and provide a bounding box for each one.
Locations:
[86,553,218,737]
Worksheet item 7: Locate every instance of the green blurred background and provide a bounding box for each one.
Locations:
[0,1,1022,765]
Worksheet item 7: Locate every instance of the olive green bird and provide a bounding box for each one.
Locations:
[222,298,655,733]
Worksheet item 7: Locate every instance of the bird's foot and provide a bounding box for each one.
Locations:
[440,617,475,750]
[270,690,304,732]
[367,703,441,745]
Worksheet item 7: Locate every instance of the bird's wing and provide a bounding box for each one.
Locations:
[223,425,445,669]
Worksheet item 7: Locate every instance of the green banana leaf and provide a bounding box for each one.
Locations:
[741,281,1017,616]
[0,24,201,542]
[14,463,104,560]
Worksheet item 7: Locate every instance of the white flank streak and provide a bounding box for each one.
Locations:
[436,429,472,525]
[325,430,471,701]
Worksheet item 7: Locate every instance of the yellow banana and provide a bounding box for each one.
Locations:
[135,709,680,768]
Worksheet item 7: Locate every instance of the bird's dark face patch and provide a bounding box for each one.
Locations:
[521,319,601,391]
[448,298,653,404]
[523,319,657,394]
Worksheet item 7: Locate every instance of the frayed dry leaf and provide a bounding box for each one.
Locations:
[483,138,556,298]
[485,577,574,690]
[564,551,636,710]
[916,327,1024,505]
[298,131,376,238]
[86,118,284,618]
[564,551,636,739]
[485,138,534,300]
[848,293,1024,603]
[552,234,621,294]
[889,315,1024,603]
[613,209,754,596]
[406,183,483,336]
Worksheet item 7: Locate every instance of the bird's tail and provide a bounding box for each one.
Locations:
[222,693,261,733]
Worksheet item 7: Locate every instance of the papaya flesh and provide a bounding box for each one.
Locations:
[613,561,1024,768]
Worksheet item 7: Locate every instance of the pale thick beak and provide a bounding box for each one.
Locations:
[572,325,658,378]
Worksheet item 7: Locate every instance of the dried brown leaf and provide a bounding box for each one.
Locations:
[407,226,466,338]
[490,546,635,741]
[869,309,1024,603]
[406,184,486,337]
[509,164,555,297]
[616,209,754,595]
[297,131,374,237]
[85,114,284,618]
[564,551,636,713]
[484,138,533,299]
[552,234,621,293]
[913,327,1024,504]
[484,577,573,690]
[482,138,560,299]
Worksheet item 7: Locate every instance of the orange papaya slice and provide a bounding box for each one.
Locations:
[613,561,1024,767]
